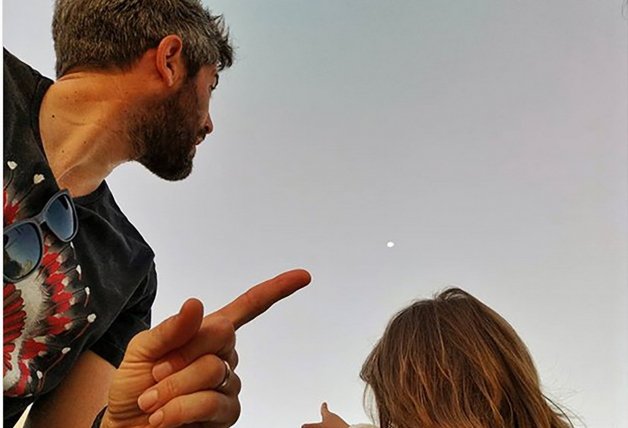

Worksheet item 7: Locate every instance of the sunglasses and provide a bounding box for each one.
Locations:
[3,189,78,282]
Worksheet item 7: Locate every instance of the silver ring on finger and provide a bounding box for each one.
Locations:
[217,359,232,392]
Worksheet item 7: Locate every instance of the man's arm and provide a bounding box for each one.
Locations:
[23,269,310,428]
[25,351,114,428]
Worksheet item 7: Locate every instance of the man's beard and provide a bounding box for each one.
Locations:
[130,81,205,181]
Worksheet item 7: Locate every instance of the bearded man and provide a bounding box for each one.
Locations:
[3,1,310,427]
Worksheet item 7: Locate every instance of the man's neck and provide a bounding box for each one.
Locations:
[39,72,142,197]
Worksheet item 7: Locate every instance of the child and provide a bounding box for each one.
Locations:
[303,288,573,428]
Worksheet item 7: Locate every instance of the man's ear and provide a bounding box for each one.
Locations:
[155,35,185,87]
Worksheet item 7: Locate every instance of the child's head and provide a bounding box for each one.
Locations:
[360,288,572,428]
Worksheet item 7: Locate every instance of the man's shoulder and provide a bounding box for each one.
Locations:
[4,48,46,89]
[4,48,29,70]
[76,181,156,259]
[4,48,28,73]
[4,48,53,117]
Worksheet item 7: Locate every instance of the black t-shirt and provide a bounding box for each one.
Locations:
[3,49,158,426]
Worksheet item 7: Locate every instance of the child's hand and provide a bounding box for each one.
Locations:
[302,402,350,428]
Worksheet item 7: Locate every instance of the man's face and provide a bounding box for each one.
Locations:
[131,65,218,181]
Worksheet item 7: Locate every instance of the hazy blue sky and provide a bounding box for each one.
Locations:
[4,1,627,427]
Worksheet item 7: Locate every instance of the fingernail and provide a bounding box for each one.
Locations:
[152,361,173,381]
[138,389,159,412]
[149,410,164,426]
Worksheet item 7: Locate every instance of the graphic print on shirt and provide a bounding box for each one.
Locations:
[3,161,95,397]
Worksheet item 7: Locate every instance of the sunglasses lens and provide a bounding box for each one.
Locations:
[45,194,76,241]
[4,223,42,282]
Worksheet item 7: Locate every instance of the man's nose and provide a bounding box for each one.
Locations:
[203,113,213,135]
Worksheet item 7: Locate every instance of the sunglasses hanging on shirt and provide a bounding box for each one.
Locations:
[3,189,79,282]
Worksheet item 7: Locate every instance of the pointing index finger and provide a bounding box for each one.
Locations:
[213,269,311,330]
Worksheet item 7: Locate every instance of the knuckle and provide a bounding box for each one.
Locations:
[232,373,242,395]
[168,351,189,372]
[230,350,239,369]
[242,288,264,313]
[198,354,223,385]
[199,394,220,417]
[228,398,241,425]
[164,398,186,426]
[214,316,236,339]
[156,314,177,338]
[163,376,181,399]
[206,316,236,350]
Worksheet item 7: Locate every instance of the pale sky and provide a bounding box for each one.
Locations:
[4,1,628,427]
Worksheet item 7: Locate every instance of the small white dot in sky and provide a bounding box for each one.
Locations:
[387,241,395,248]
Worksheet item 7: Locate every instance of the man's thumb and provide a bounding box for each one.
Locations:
[128,298,204,360]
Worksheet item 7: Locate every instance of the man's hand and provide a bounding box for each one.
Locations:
[302,403,350,428]
[101,269,311,428]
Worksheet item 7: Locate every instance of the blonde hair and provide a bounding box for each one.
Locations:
[360,288,573,428]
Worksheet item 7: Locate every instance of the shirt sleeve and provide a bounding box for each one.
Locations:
[89,262,158,367]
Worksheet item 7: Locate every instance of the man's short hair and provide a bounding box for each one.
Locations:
[53,0,233,78]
